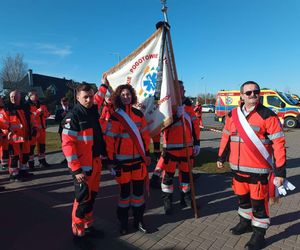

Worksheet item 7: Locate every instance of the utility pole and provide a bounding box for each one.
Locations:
[205,83,207,104]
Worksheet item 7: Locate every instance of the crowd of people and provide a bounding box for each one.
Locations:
[0,79,287,250]
[0,89,51,184]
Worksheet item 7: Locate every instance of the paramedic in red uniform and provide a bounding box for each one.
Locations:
[159,80,200,214]
[27,90,51,169]
[194,100,203,127]
[0,96,9,170]
[99,95,114,132]
[217,81,286,250]
[5,90,35,181]
[105,84,151,235]
[62,83,107,248]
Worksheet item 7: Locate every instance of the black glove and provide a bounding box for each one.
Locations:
[31,128,37,137]
[74,181,89,203]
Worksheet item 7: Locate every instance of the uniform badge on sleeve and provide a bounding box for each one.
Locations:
[64,118,71,129]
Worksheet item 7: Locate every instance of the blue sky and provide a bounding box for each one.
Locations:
[1,0,300,96]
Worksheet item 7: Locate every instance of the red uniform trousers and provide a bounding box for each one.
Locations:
[115,163,147,227]
[29,128,46,164]
[0,137,9,169]
[232,173,270,229]
[72,157,102,236]
[8,141,30,176]
[161,147,193,194]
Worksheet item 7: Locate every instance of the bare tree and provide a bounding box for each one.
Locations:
[0,53,28,88]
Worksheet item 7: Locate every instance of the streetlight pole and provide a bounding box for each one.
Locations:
[204,84,207,104]
[200,77,206,104]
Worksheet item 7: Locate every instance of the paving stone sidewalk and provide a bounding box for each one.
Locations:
[0,129,299,250]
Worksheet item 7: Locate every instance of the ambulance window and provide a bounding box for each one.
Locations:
[267,96,282,108]
[259,96,263,104]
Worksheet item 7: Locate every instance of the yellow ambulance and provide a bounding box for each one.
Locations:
[215,89,300,128]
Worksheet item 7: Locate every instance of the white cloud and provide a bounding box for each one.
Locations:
[35,43,72,57]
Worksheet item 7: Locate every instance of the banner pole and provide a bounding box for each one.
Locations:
[162,1,199,218]
[161,0,169,23]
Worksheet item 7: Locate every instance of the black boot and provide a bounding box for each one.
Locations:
[230,215,252,235]
[133,204,148,234]
[39,158,50,168]
[1,163,8,171]
[117,207,129,235]
[28,161,35,171]
[244,227,266,250]
[9,174,22,182]
[19,170,34,178]
[162,192,173,215]
[150,174,161,189]
[180,191,192,207]
[73,235,95,250]
[85,226,105,238]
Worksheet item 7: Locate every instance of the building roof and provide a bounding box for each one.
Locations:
[3,71,97,99]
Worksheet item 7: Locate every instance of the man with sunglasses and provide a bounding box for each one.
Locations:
[217,81,286,250]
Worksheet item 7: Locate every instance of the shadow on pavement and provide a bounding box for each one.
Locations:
[266,221,300,247]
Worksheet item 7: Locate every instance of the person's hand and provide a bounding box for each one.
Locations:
[102,74,110,86]
[38,108,44,115]
[107,164,116,176]
[193,145,200,156]
[144,156,151,166]
[8,131,14,140]
[217,161,224,169]
[75,172,86,183]
[274,177,284,187]
[31,127,37,137]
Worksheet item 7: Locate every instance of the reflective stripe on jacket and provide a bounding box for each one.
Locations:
[218,103,286,176]
[105,105,150,165]
[162,101,200,151]
[29,103,50,129]
[62,103,106,174]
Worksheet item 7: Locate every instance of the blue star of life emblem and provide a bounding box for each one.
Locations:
[142,66,158,97]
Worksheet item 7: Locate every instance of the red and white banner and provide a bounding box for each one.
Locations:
[104,27,180,137]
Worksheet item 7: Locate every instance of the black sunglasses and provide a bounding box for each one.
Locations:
[244,90,260,96]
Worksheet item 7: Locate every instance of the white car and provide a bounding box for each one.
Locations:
[202,104,215,113]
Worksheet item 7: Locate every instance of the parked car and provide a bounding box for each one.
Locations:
[202,104,215,113]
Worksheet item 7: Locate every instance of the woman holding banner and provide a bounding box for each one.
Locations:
[105,84,151,235]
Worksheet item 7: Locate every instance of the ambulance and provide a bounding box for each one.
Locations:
[215,89,300,128]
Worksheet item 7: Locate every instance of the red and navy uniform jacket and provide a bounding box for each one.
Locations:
[105,105,150,165]
[62,103,107,175]
[4,102,36,143]
[0,108,9,142]
[194,104,202,119]
[162,98,200,151]
[218,103,286,177]
[28,101,50,129]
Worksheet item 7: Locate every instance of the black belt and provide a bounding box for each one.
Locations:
[117,157,143,165]
[234,173,269,185]
[162,151,194,164]
[116,162,142,172]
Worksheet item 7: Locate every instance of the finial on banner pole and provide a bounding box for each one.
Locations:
[161,0,169,23]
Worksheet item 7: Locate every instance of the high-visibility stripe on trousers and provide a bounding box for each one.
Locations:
[160,148,193,194]
[71,157,102,236]
[8,142,30,176]
[232,174,270,229]
[30,129,46,161]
